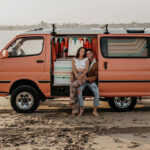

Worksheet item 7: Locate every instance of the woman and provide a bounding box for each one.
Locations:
[70,47,89,116]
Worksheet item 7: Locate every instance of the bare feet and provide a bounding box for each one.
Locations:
[78,109,84,116]
[93,111,99,117]
[72,109,79,116]
[71,113,76,117]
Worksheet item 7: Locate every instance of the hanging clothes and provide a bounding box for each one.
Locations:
[88,38,92,49]
[55,39,60,56]
[85,40,89,49]
[83,39,86,48]
[65,38,69,57]
[61,40,65,54]
[65,38,68,49]
[68,39,84,56]
[78,38,82,43]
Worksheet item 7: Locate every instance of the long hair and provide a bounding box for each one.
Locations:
[75,47,86,58]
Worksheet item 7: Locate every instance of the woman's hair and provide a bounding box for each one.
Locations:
[75,47,86,58]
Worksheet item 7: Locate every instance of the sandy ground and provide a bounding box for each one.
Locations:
[0,97,150,150]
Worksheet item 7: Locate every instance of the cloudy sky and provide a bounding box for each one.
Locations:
[0,0,149,25]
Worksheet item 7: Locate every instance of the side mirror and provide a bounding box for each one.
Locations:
[1,50,8,58]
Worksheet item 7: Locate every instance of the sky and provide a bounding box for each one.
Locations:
[0,0,149,25]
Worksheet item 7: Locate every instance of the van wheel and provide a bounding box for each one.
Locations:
[108,97,137,112]
[11,85,40,113]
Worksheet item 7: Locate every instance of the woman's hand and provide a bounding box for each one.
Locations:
[76,75,81,80]
[70,76,74,83]
[70,72,74,83]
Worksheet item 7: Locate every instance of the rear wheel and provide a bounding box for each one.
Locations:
[108,97,137,112]
[11,85,40,113]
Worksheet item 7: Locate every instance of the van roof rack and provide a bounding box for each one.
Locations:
[126,28,145,33]
[51,24,57,35]
[100,25,146,34]
[27,28,43,32]
[22,28,150,35]
[100,24,110,34]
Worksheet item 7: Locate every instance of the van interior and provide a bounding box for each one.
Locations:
[51,35,98,96]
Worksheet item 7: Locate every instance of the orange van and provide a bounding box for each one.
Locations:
[0,26,149,113]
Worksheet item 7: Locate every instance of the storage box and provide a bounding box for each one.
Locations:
[54,60,72,86]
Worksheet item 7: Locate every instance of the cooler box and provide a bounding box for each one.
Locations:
[54,59,72,86]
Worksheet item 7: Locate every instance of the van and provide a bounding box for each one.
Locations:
[0,26,149,113]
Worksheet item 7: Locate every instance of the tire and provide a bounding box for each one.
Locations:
[108,97,137,112]
[10,85,40,113]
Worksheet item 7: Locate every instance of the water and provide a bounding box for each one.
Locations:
[0,30,25,50]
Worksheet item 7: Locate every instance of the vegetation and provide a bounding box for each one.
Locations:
[0,21,150,30]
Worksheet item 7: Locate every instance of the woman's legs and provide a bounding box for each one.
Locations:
[70,80,85,104]
[77,83,87,116]
[70,79,86,115]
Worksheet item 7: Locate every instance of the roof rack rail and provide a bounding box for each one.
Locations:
[126,28,145,33]
[51,24,57,35]
[101,24,110,34]
[27,28,43,32]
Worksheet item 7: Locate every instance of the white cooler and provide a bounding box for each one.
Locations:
[53,59,73,86]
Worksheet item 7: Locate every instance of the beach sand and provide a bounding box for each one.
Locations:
[0,97,150,150]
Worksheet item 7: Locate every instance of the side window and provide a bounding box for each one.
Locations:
[101,37,149,58]
[7,37,44,57]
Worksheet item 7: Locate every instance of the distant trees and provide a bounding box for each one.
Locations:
[0,21,150,30]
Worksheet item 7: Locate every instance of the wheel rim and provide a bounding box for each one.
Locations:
[16,92,34,110]
[114,97,132,108]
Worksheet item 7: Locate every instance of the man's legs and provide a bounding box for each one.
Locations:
[87,82,100,116]
[77,83,87,116]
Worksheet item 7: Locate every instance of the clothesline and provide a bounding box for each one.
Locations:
[54,37,92,44]
[53,37,94,51]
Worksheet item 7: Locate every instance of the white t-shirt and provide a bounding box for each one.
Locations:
[74,57,88,69]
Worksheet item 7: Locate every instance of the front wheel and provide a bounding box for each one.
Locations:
[11,85,40,113]
[108,97,137,112]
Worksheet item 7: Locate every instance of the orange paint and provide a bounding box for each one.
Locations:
[0,31,150,99]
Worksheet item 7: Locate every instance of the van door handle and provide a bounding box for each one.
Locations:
[104,62,107,70]
[36,60,44,63]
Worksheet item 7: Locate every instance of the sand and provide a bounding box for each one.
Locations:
[0,97,150,150]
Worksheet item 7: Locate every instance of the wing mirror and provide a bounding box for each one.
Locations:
[0,50,8,58]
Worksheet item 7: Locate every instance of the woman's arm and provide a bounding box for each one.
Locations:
[81,59,89,78]
[72,59,79,79]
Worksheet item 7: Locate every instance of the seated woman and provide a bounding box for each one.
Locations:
[70,47,89,115]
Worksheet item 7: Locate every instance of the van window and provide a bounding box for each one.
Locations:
[7,37,44,57]
[101,37,148,58]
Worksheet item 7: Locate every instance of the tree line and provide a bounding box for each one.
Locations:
[0,21,150,30]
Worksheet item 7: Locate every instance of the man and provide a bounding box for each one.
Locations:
[77,49,100,116]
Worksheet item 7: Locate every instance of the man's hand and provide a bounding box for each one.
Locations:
[84,76,89,81]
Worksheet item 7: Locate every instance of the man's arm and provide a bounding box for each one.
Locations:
[81,59,89,78]
[88,63,98,83]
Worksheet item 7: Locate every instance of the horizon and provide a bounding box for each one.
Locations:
[1,21,150,26]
